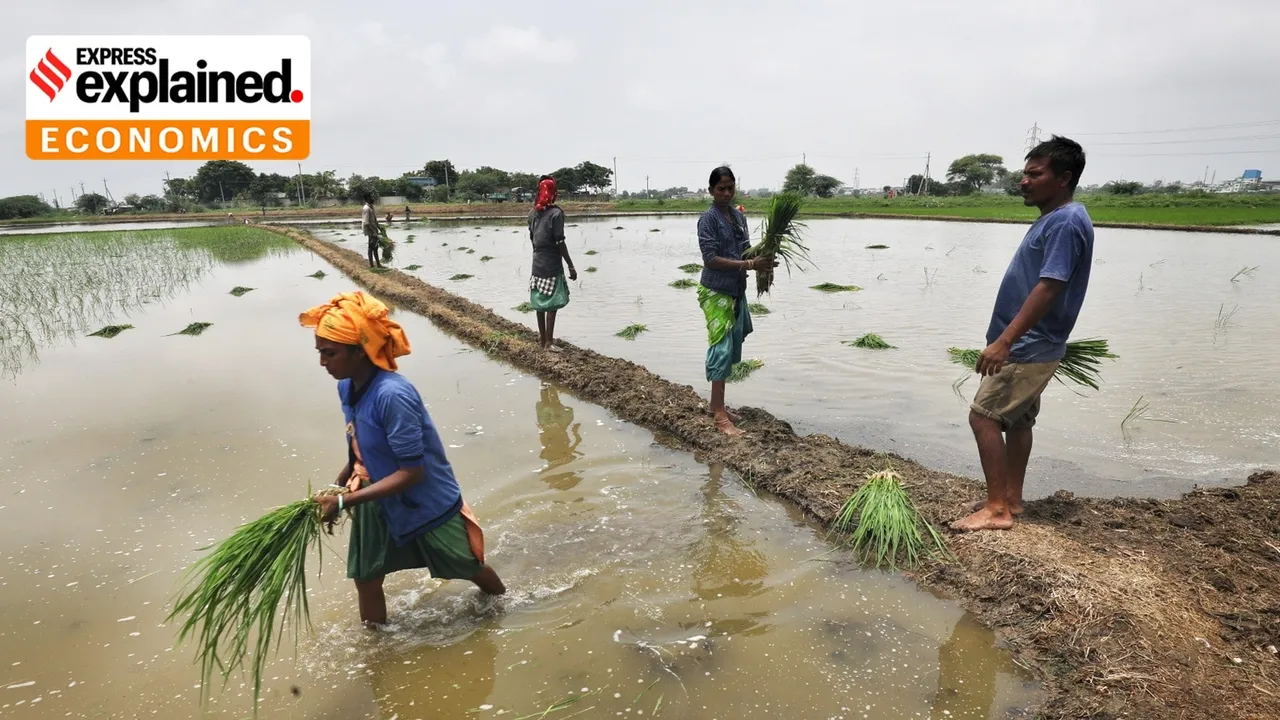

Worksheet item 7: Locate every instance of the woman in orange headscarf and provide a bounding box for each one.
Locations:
[528,176,577,351]
[301,291,506,626]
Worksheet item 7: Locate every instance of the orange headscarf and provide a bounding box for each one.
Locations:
[535,177,557,211]
[299,291,411,371]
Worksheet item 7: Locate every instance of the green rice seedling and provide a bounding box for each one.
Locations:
[403,264,422,271]
[865,244,889,249]
[308,270,326,279]
[845,333,896,349]
[441,242,449,247]
[229,286,254,297]
[612,226,624,230]
[455,246,471,252]
[669,278,697,289]
[1215,303,1240,332]
[171,322,213,336]
[728,358,764,382]
[679,263,703,274]
[828,468,949,569]
[466,249,476,254]
[1231,265,1259,282]
[948,339,1117,390]
[406,234,416,240]
[376,226,395,262]
[480,256,495,262]
[616,323,648,340]
[370,267,391,274]
[89,324,134,338]
[513,302,535,313]
[586,266,598,273]
[748,303,770,315]
[811,282,862,292]
[166,486,348,716]
[585,249,599,256]
[649,228,661,232]
[744,191,812,295]
[450,274,474,281]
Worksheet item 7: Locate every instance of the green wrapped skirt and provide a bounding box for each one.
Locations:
[347,494,484,582]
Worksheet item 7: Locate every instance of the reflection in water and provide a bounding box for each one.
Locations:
[931,613,1012,718]
[535,384,584,490]
[690,463,770,601]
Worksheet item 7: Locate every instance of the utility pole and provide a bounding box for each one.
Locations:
[646,175,650,199]
[853,167,860,192]
[218,181,226,206]
[1025,122,1042,152]
[613,156,618,199]
[802,152,806,166]
[80,181,86,198]
[70,186,77,203]
[164,171,171,197]
[52,189,60,209]
[920,152,931,196]
[102,179,114,205]
[297,163,306,205]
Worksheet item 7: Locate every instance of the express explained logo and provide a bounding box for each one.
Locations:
[26,35,311,161]
[29,49,73,102]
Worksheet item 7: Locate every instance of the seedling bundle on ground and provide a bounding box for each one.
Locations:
[829,468,949,569]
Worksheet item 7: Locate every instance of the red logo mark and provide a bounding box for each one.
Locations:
[30,49,73,102]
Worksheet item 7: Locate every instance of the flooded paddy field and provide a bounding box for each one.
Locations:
[0,227,1039,719]
[326,214,1280,500]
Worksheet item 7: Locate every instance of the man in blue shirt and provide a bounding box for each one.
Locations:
[953,136,1093,532]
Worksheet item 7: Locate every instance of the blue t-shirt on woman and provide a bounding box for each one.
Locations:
[986,202,1094,363]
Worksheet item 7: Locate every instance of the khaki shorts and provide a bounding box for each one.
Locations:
[970,360,1060,430]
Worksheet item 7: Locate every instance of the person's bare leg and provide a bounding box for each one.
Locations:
[970,425,1031,515]
[710,380,743,436]
[545,310,561,352]
[355,576,388,626]
[1003,425,1032,515]
[470,565,506,595]
[953,411,1014,531]
[536,311,548,348]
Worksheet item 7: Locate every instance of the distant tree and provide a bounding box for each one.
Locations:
[1001,169,1024,196]
[812,174,841,198]
[191,160,257,204]
[946,154,1006,194]
[421,160,458,190]
[573,161,614,194]
[165,177,194,199]
[137,194,166,211]
[0,195,54,220]
[455,166,512,199]
[1104,180,1144,195]
[346,174,378,203]
[76,192,110,214]
[429,185,450,202]
[123,193,142,207]
[783,164,817,195]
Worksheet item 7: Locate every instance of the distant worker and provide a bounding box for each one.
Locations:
[405,205,411,222]
[527,176,577,351]
[953,136,1093,532]
[362,193,383,269]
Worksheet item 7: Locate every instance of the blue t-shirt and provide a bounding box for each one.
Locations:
[987,202,1094,363]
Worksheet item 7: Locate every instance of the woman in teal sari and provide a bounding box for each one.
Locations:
[696,167,771,436]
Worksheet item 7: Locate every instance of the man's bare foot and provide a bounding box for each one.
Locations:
[950,506,1015,532]
[970,499,1024,516]
[714,415,745,436]
[547,344,563,354]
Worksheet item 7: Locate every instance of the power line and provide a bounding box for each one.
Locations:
[1084,133,1280,147]
[1065,118,1280,137]
[1091,147,1280,158]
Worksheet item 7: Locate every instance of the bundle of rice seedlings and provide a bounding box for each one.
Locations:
[679,263,703,274]
[89,324,134,338]
[586,266,598,273]
[376,226,395,262]
[171,322,213,337]
[669,278,697,289]
[811,282,862,292]
[743,192,811,296]
[616,323,647,340]
[748,303,770,315]
[450,274,473,281]
[584,250,599,256]
[229,286,255,297]
[307,270,326,279]
[865,244,890,250]
[167,486,348,715]
[845,333,896,349]
[455,246,471,252]
[513,302,535,313]
[403,264,422,271]
[947,338,1117,390]
[480,256,495,262]
[728,358,764,382]
[828,469,949,569]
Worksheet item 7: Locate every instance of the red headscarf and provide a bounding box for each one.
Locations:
[535,178,557,211]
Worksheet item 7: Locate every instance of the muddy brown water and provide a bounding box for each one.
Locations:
[0,233,1039,718]
[331,215,1280,500]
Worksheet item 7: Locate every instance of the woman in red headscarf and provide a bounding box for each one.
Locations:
[527,176,577,351]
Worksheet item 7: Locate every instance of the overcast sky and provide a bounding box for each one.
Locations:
[6,0,1280,202]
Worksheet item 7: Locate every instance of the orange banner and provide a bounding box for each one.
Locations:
[26,119,310,160]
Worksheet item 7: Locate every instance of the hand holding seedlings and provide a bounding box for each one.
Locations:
[977,338,1012,376]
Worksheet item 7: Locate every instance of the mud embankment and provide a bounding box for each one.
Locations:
[271,225,1279,720]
